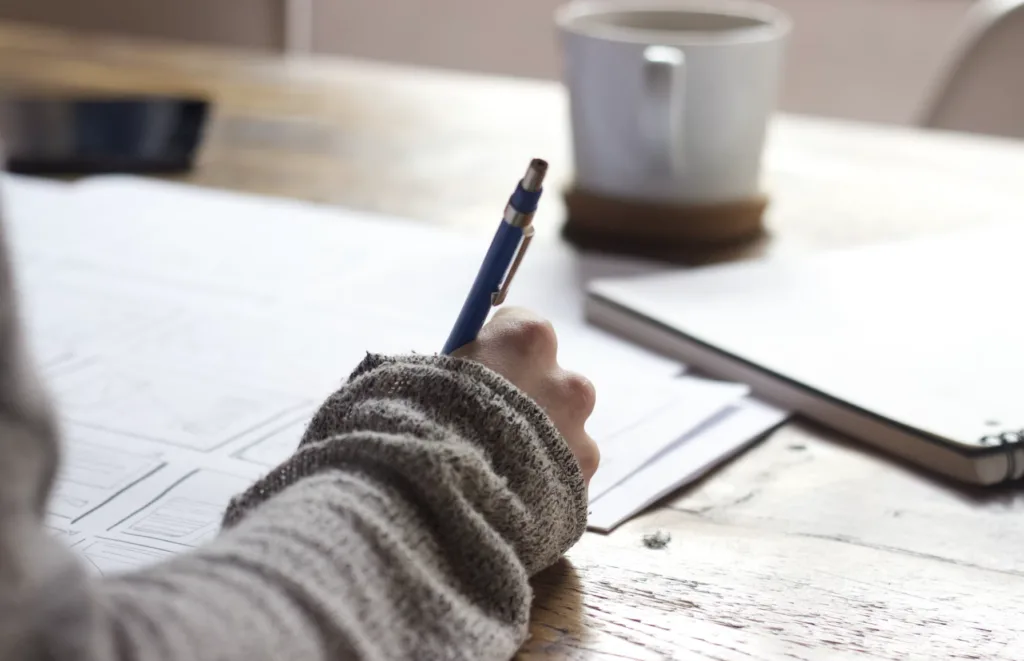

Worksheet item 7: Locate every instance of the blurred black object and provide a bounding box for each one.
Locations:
[0,94,210,175]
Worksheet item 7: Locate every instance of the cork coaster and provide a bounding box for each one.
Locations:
[562,186,770,264]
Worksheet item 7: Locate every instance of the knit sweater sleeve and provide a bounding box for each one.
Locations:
[0,216,588,659]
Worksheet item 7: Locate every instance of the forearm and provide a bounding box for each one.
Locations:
[104,470,526,661]
[1,355,587,661]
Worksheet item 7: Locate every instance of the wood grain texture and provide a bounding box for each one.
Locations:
[0,21,1022,660]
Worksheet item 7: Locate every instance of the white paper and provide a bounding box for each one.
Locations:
[74,538,177,576]
[109,469,255,548]
[49,434,165,521]
[233,414,315,468]
[587,398,789,532]
[586,377,750,501]
[0,174,780,571]
[51,359,308,448]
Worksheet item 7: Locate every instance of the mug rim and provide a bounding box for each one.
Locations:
[555,0,791,46]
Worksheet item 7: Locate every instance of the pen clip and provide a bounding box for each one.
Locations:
[491,224,535,306]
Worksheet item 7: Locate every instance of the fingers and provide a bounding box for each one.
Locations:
[554,369,597,422]
[479,306,558,366]
[542,369,596,442]
[452,306,600,483]
[490,305,540,323]
[566,430,600,483]
[548,371,600,484]
[485,307,595,422]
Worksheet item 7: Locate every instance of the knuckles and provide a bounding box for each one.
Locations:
[507,318,558,357]
[556,372,597,420]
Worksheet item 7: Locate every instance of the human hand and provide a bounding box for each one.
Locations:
[453,307,600,484]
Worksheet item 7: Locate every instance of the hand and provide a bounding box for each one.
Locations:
[453,307,600,484]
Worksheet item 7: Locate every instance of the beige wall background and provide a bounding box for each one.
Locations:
[0,0,977,126]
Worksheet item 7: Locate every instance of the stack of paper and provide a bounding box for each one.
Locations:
[2,175,786,575]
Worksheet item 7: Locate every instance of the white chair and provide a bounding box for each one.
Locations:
[919,0,1024,139]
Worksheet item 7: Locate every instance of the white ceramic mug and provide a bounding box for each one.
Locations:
[556,0,790,205]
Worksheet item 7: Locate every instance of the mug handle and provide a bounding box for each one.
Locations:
[640,45,685,174]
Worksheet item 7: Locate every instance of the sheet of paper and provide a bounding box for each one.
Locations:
[588,398,789,532]
[0,174,776,572]
[49,358,312,452]
[109,469,256,548]
[48,432,165,522]
[43,418,270,575]
[586,377,750,501]
[73,538,178,576]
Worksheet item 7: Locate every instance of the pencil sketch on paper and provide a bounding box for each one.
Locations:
[235,415,311,467]
[48,438,164,523]
[50,360,309,452]
[44,522,83,543]
[76,538,176,576]
[109,470,254,548]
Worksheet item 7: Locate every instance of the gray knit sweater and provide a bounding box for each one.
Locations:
[0,216,588,660]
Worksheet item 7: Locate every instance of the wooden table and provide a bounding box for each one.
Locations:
[1,22,1023,661]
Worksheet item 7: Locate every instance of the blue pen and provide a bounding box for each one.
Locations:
[442,158,548,354]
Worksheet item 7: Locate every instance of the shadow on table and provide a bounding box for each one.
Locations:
[518,558,586,659]
[798,418,1024,508]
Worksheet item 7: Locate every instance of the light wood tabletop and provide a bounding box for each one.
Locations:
[1,21,1023,661]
